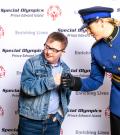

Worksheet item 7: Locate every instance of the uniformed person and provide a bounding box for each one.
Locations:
[61,6,120,135]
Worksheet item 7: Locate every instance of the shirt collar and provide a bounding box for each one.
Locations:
[104,26,118,43]
[51,59,62,67]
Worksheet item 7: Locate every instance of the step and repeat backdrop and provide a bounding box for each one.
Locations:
[0,0,120,135]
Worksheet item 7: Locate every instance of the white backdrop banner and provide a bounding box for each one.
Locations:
[0,0,120,135]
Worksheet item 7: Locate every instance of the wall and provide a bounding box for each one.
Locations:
[0,0,119,135]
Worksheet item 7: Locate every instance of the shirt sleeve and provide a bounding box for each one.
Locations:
[80,49,105,92]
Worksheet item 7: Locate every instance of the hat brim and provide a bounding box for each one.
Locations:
[79,23,88,31]
[80,18,97,31]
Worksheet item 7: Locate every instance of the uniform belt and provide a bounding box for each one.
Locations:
[112,74,120,83]
[47,114,57,122]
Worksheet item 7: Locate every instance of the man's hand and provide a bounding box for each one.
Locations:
[61,73,82,91]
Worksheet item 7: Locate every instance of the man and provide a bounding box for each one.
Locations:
[61,6,120,135]
[18,32,71,135]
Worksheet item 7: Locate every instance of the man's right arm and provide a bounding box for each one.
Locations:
[20,59,58,96]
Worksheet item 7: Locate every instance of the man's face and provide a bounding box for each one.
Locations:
[43,40,65,64]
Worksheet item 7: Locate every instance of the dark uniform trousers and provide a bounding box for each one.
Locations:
[110,112,120,135]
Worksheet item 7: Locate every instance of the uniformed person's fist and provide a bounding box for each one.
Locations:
[61,73,82,91]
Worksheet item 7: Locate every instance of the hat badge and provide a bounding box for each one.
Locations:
[96,16,99,19]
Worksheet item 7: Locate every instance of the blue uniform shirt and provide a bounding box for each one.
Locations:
[80,26,120,117]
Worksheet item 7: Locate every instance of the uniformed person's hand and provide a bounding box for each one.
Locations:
[61,73,82,91]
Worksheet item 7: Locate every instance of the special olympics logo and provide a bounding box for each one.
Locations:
[0,106,4,116]
[0,26,4,38]
[105,107,110,118]
[0,66,5,78]
[60,128,63,135]
[47,5,62,21]
[105,72,112,79]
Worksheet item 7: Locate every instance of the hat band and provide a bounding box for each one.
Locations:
[83,12,111,22]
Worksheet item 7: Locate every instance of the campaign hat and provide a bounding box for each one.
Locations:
[78,6,114,30]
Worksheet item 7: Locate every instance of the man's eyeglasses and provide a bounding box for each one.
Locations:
[44,43,65,53]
